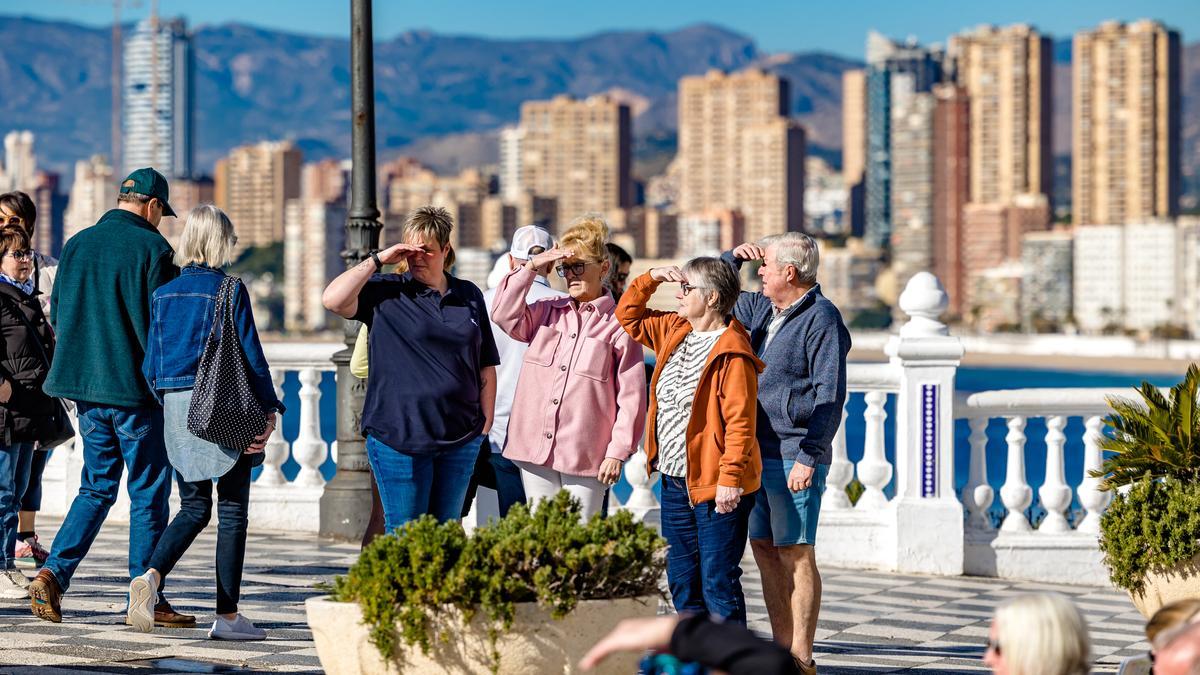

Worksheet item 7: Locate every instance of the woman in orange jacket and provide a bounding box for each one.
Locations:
[616,257,763,625]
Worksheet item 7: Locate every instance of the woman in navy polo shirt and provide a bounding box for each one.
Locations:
[323,206,499,532]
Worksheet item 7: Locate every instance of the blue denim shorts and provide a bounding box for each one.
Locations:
[748,459,829,546]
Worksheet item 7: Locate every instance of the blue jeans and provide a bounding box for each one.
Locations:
[1,443,35,568]
[20,448,50,511]
[490,453,526,518]
[366,435,482,532]
[659,476,755,625]
[44,403,172,592]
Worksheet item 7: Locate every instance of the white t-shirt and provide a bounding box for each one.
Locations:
[483,276,567,451]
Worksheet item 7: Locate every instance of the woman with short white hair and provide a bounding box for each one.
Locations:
[131,204,283,640]
[984,593,1091,675]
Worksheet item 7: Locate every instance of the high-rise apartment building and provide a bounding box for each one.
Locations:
[1072,20,1181,226]
[842,69,867,237]
[1073,220,1186,333]
[498,126,525,202]
[677,210,745,259]
[888,79,935,309]
[31,172,67,257]
[950,24,1052,207]
[1,131,37,192]
[1020,229,1073,332]
[864,32,945,250]
[214,141,302,248]
[123,17,193,178]
[679,69,804,243]
[960,195,1050,316]
[384,164,490,248]
[931,84,970,316]
[284,160,348,332]
[156,176,214,244]
[64,155,114,241]
[517,95,631,222]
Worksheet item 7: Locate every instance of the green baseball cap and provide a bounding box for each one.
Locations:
[119,167,176,217]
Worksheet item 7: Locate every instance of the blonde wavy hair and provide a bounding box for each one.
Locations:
[558,214,610,263]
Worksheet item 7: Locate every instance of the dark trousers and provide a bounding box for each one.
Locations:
[461,438,527,520]
[148,453,253,614]
[659,475,755,625]
[20,448,50,512]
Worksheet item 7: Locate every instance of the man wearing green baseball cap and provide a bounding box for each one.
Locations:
[29,167,192,628]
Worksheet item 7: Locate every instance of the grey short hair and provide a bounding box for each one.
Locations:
[683,256,741,317]
[760,232,818,286]
[175,204,237,267]
[117,191,152,206]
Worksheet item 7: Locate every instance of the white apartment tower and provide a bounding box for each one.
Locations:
[123,17,193,178]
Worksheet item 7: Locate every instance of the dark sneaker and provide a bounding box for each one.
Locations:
[13,535,49,568]
[29,569,62,623]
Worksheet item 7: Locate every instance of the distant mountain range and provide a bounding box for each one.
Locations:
[0,15,1196,203]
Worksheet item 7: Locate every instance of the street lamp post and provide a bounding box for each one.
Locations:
[319,0,381,540]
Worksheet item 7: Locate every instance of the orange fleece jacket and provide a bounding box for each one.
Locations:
[616,272,764,504]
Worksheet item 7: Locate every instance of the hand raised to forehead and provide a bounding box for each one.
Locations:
[527,246,574,276]
[649,266,685,283]
[377,243,428,265]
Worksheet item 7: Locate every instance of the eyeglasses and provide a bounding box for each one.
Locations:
[984,638,1001,656]
[1,214,25,227]
[555,261,592,278]
[3,250,32,261]
[681,282,708,296]
[613,272,629,284]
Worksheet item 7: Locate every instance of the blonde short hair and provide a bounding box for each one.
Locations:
[175,204,236,267]
[994,593,1091,675]
[559,214,609,263]
[404,206,455,268]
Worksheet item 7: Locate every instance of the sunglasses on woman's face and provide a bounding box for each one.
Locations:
[555,261,591,278]
[2,249,32,261]
[984,638,1001,656]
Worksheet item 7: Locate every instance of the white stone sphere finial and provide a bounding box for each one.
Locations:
[898,272,949,337]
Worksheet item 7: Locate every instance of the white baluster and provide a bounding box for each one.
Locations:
[1076,416,1112,533]
[960,417,994,530]
[856,391,891,509]
[257,369,289,486]
[823,405,852,511]
[620,447,660,527]
[292,367,328,487]
[999,416,1032,531]
[1038,416,1072,533]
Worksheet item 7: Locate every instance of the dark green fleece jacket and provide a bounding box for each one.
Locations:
[43,209,178,407]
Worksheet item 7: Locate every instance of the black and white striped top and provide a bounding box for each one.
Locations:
[654,327,725,478]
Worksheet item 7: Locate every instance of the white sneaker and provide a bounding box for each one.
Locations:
[209,613,267,641]
[1,568,30,599]
[127,570,159,633]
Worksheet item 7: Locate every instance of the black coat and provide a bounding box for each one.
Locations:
[0,282,57,445]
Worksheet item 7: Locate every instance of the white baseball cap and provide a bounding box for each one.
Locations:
[509,225,554,260]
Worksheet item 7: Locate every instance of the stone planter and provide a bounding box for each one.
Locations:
[305,595,658,675]
[1129,554,1200,618]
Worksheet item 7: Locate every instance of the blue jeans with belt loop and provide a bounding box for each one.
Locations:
[0,442,34,568]
[366,435,483,533]
[659,475,755,625]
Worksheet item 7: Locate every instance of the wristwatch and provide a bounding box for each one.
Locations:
[369,251,383,272]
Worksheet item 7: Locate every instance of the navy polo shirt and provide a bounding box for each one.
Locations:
[353,272,500,454]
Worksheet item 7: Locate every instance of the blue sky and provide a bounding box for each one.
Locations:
[7,0,1198,57]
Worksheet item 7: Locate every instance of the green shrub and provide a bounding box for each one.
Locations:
[329,491,666,669]
[1098,476,1200,595]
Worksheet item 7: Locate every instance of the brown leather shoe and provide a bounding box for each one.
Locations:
[29,569,62,623]
[130,599,196,628]
[794,656,817,675]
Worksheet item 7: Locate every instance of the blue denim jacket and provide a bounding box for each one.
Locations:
[142,264,285,412]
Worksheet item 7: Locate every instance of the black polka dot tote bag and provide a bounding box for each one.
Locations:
[187,276,267,450]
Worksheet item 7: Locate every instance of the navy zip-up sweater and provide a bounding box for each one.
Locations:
[721,250,852,466]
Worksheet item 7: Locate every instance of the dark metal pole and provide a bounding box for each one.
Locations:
[319,0,381,540]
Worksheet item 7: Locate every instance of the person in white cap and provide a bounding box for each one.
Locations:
[471,226,565,518]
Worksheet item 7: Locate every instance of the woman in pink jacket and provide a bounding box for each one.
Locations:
[490,216,647,519]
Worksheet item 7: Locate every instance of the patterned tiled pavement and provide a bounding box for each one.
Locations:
[0,518,1148,674]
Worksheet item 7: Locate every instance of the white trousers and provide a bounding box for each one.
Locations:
[514,461,607,520]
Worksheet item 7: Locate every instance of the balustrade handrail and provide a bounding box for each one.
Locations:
[847,362,901,392]
[954,387,1129,419]
[262,341,341,371]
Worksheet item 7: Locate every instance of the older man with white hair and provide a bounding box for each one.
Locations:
[722,232,851,674]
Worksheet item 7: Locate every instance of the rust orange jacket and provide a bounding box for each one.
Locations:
[616,272,764,504]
